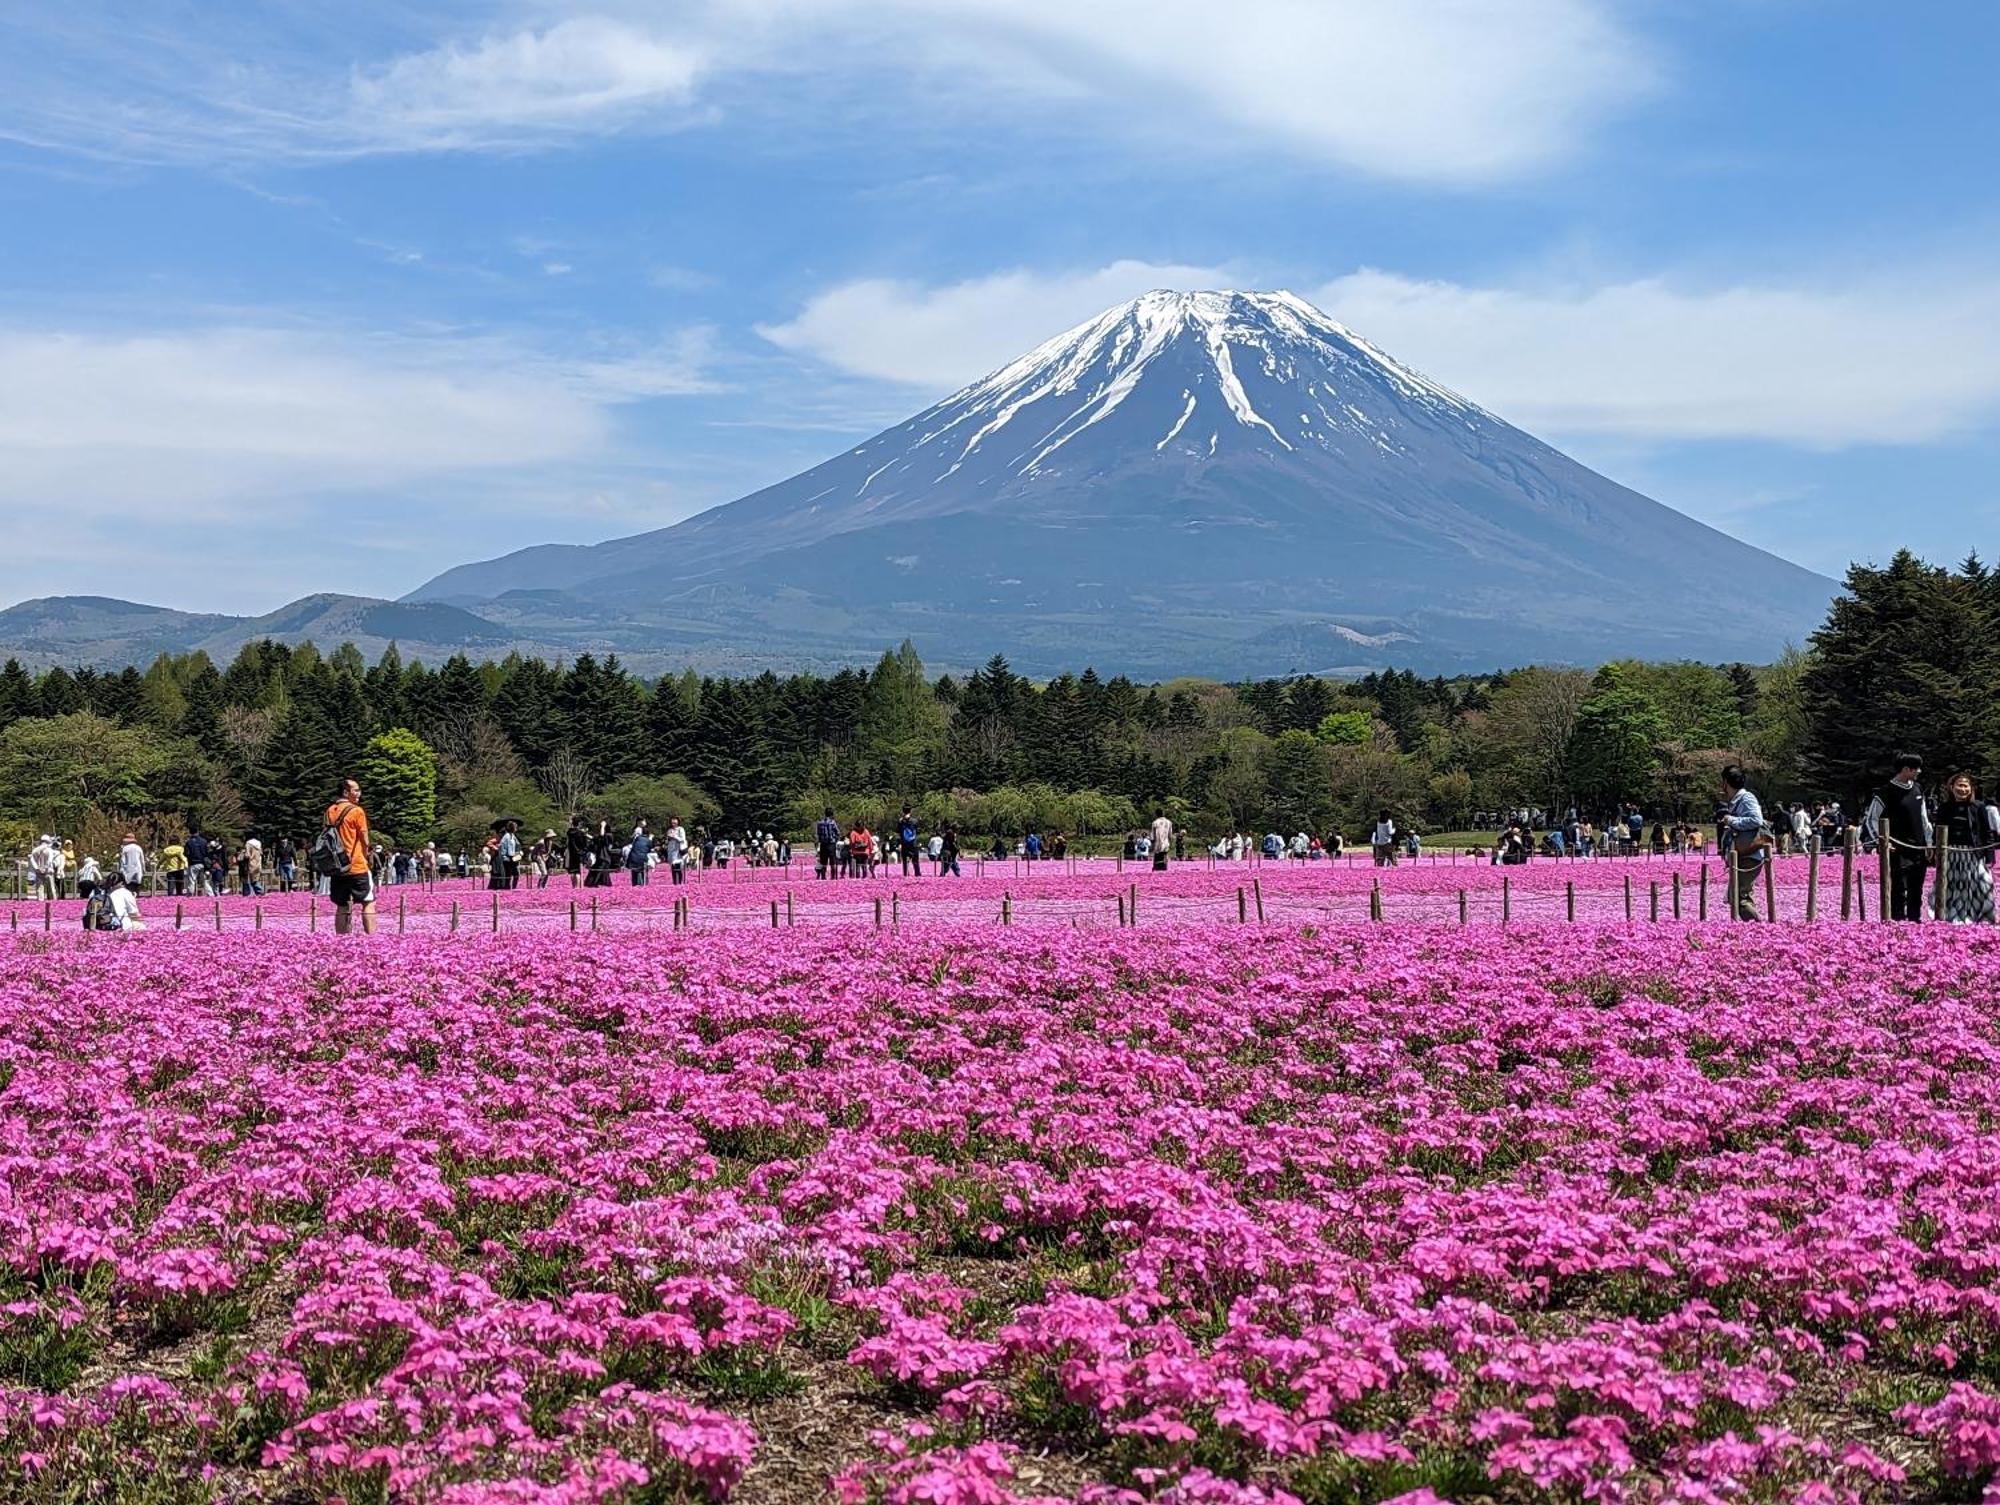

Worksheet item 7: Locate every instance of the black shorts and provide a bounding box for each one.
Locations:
[330,871,376,907]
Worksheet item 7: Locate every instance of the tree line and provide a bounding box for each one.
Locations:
[1,550,1994,856]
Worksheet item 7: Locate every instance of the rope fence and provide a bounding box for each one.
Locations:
[6,834,1975,937]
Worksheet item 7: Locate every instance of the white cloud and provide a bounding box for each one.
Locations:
[346,17,706,147]
[1,1,1655,182]
[1313,268,2000,445]
[760,258,2000,447]
[849,0,1656,183]
[757,259,1231,388]
[0,320,717,601]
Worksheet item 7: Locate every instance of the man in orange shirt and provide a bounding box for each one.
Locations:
[327,777,377,935]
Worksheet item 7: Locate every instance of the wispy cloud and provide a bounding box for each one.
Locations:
[757,258,2000,448]
[346,17,706,145]
[1313,268,2000,446]
[0,1,1658,184]
[0,314,716,516]
[757,260,1233,388]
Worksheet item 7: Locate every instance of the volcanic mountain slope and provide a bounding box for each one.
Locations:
[413,289,1828,674]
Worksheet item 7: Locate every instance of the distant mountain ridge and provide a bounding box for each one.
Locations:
[5,291,1836,676]
[0,593,517,671]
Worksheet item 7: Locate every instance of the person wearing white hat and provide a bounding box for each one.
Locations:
[27,836,57,902]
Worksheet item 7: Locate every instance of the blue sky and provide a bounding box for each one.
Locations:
[3,0,1997,614]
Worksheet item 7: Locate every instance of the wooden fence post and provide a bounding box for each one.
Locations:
[1841,830,1856,920]
[255,904,263,931]
[1117,894,1127,926]
[491,894,499,933]
[214,901,222,933]
[1502,876,1511,925]
[1566,881,1575,923]
[175,902,184,932]
[1237,887,1247,924]
[770,899,780,928]
[570,899,578,932]
[44,901,52,932]
[1726,853,1739,922]
[1002,892,1012,926]
[1672,871,1682,919]
[591,897,599,932]
[1370,881,1382,922]
[450,900,459,933]
[1252,878,1265,924]
[1623,874,1633,922]
[1806,840,1821,922]
[787,890,795,927]
[1128,882,1138,927]
[874,896,883,930]
[399,895,406,934]
[1878,834,1892,923]
[1698,866,1709,921]
[1763,853,1777,921]
[1458,889,1468,926]
[1650,882,1659,922]
[1935,830,1951,921]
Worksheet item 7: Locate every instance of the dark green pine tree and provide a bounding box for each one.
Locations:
[364,643,407,729]
[429,654,490,739]
[398,660,438,735]
[175,662,226,740]
[1725,663,1761,727]
[1284,677,1333,733]
[98,666,148,726]
[643,675,696,776]
[36,666,85,716]
[247,697,347,842]
[554,654,645,782]
[1799,550,1999,799]
[689,680,782,832]
[493,655,562,768]
[0,659,33,732]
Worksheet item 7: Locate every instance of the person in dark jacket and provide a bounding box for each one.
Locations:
[587,821,616,887]
[565,817,591,886]
[1865,753,1932,922]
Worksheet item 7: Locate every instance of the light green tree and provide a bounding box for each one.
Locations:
[858,640,946,793]
[354,726,438,847]
[0,712,166,831]
[1569,665,1669,809]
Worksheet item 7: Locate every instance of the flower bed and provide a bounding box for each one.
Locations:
[0,922,1995,1502]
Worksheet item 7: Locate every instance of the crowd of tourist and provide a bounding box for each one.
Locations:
[18,754,2000,932]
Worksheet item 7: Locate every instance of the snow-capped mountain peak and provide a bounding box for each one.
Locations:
[847,288,1482,499]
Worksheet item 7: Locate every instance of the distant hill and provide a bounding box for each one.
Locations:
[0,593,518,671]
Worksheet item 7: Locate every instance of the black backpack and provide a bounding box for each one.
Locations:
[309,804,353,879]
[82,890,119,931]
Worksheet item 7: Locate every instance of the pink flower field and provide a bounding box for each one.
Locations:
[3,918,1998,1503]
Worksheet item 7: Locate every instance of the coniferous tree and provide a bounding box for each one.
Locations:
[1800,551,1999,799]
[37,666,85,717]
[0,660,35,732]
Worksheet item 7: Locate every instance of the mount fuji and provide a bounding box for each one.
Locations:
[410,290,1834,675]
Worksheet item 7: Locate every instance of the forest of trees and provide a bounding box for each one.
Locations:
[2,550,1995,857]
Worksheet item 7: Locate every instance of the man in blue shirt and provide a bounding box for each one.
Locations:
[1716,764,1768,921]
